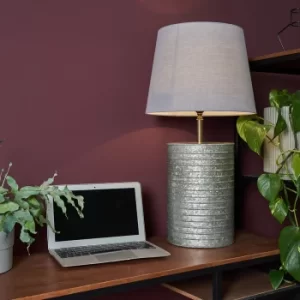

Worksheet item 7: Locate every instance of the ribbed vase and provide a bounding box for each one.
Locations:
[167,143,235,248]
[264,107,300,178]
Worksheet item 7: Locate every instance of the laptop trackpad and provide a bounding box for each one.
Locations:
[95,251,137,262]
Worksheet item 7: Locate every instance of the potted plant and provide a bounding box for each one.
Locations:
[0,163,84,273]
[237,89,300,289]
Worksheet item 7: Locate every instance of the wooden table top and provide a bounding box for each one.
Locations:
[0,232,279,300]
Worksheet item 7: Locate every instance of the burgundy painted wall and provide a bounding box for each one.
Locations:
[0,1,300,299]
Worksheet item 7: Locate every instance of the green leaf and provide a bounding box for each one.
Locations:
[2,214,17,234]
[269,269,284,290]
[269,198,288,224]
[28,197,42,218]
[292,101,300,133]
[237,116,253,143]
[273,110,287,139]
[14,196,30,210]
[0,187,8,194]
[14,209,34,224]
[16,189,40,199]
[292,153,300,179]
[6,176,18,192]
[41,173,57,188]
[24,220,36,234]
[0,202,19,214]
[257,174,282,202]
[269,89,292,108]
[245,123,272,155]
[279,226,300,281]
[0,194,5,203]
[236,116,271,156]
[27,197,41,209]
[20,227,35,248]
[37,215,58,233]
[51,193,67,216]
[62,186,84,218]
[13,210,36,234]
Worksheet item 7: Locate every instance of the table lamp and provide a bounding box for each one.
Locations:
[146,22,256,248]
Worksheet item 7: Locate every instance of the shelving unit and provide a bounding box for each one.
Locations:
[163,268,296,300]
[161,49,300,300]
[249,48,300,75]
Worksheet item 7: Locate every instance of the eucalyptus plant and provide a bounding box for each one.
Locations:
[0,163,84,251]
[237,89,300,289]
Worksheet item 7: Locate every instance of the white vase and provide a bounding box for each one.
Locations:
[264,106,300,177]
[0,230,14,274]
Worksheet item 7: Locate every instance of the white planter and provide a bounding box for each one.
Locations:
[0,230,14,274]
[264,106,300,177]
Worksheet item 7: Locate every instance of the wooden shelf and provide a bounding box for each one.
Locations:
[249,48,300,75]
[163,268,296,300]
[0,232,279,300]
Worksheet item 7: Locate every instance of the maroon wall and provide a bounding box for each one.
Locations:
[0,1,300,299]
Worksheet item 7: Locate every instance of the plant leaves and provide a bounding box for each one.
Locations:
[6,176,18,192]
[37,214,58,233]
[269,269,284,290]
[237,116,254,143]
[257,174,282,202]
[279,226,300,281]
[62,186,84,217]
[245,123,272,155]
[236,116,271,156]
[14,195,30,210]
[0,202,19,214]
[2,214,17,234]
[292,153,300,179]
[51,193,67,216]
[273,110,287,139]
[41,173,57,188]
[269,198,288,224]
[269,89,292,108]
[16,189,40,199]
[62,192,84,218]
[0,187,8,194]
[27,197,42,218]
[0,194,5,203]
[27,197,41,209]
[20,227,35,249]
[291,101,300,133]
[24,220,36,234]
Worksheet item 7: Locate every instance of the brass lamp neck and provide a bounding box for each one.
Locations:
[196,111,204,144]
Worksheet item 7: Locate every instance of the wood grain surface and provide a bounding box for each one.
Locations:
[163,268,293,300]
[250,48,300,61]
[0,232,279,300]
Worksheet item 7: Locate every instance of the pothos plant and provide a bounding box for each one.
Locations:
[0,163,84,251]
[237,89,300,289]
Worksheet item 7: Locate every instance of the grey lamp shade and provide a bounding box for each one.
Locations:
[146,22,256,117]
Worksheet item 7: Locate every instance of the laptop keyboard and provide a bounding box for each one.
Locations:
[54,241,155,259]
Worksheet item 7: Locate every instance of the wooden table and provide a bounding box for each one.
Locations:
[0,232,287,300]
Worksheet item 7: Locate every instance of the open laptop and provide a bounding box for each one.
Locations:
[47,182,170,267]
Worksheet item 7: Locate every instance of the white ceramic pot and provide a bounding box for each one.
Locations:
[264,106,300,178]
[0,230,14,274]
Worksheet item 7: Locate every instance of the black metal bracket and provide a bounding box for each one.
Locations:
[277,8,300,50]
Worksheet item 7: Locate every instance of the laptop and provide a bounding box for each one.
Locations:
[47,182,170,267]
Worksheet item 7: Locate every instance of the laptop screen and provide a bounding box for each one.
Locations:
[53,188,139,242]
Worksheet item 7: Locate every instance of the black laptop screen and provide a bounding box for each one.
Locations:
[53,188,139,242]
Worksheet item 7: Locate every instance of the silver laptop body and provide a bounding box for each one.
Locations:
[47,182,170,267]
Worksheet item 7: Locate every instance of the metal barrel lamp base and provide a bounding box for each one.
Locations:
[167,143,235,248]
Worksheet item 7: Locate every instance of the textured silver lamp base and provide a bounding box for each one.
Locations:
[167,143,235,248]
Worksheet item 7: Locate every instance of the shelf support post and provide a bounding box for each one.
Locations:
[212,270,222,300]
